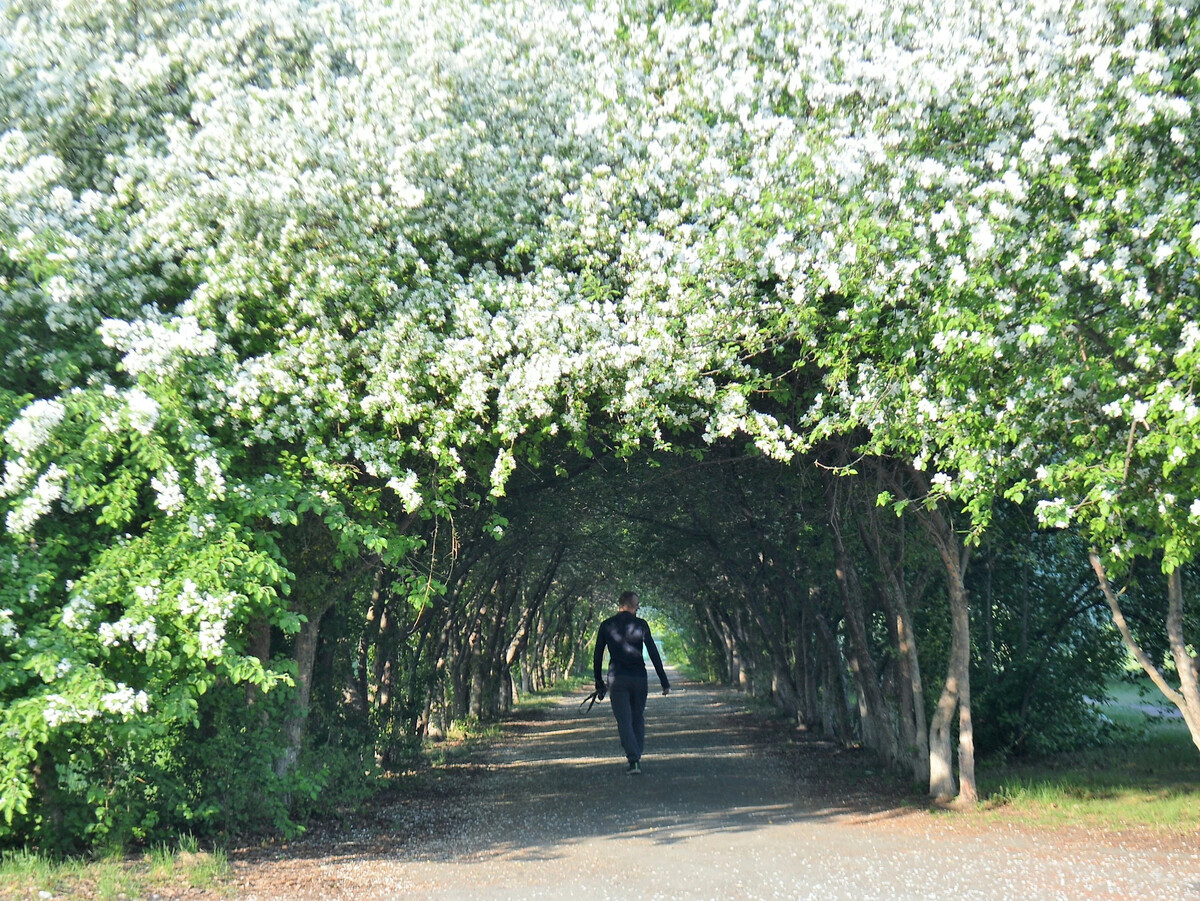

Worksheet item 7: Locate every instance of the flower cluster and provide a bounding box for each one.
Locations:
[99,684,150,717]
[59,592,96,630]
[3,400,65,456]
[177,580,236,659]
[43,694,99,730]
[4,464,66,536]
[98,614,159,653]
[0,608,17,641]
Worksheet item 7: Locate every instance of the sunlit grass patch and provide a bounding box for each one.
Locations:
[0,848,79,898]
[0,836,233,900]
[977,677,1200,832]
[514,674,591,709]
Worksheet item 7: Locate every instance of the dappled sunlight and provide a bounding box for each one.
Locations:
[340,680,919,866]
[228,679,1200,901]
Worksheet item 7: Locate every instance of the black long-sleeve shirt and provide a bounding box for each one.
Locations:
[594,610,670,689]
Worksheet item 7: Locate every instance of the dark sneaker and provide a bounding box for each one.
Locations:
[627,761,642,775]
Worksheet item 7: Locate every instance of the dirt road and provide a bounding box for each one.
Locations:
[233,671,1200,900]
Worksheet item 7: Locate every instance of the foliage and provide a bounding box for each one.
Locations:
[3,0,1199,847]
[967,506,1128,757]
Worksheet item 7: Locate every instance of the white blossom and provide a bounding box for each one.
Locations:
[100,684,150,717]
[60,592,96,629]
[126,389,160,435]
[98,616,159,652]
[194,455,226,501]
[5,464,66,536]
[177,582,236,658]
[151,467,184,514]
[387,470,424,513]
[4,400,65,456]
[1035,498,1071,529]
[44,694,98,729]
[101,315,218,377]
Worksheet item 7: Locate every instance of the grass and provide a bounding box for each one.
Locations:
[975,676,1200,833]
[418,676,590,768]
[512,674,590,711]
[0,834,233,900]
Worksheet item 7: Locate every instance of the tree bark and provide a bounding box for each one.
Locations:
[244,615,273,714]
[828,481,899,766]
[861,501,930,784]
[275,600,332,783]
[813,610,853,744]
[351,569,386,715]
[1166,568,1200,751]
[918,504,976,803]
[798,606,820,729]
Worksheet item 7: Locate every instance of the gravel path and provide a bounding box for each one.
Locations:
[233,671,1200,900]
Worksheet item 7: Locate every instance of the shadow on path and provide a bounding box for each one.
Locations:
[265,670,916,865]
[232,671,1200,900]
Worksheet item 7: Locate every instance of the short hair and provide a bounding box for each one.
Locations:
[618,590,638,608]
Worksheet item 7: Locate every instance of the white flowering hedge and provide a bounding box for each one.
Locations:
[585,0,1200,558]
[2,0,1198,841]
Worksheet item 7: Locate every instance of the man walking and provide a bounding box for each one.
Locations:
[593,591,670,774]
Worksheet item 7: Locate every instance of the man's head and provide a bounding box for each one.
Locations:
[618,590,639,612]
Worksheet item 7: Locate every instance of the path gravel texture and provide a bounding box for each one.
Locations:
[233,671,1200,900]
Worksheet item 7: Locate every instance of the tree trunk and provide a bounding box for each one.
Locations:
[919,505,976,803]
[982,553,996,682]
[476,581,518,720]
[860,498,930,784]
[275,601,332,783]
[799,610,820,729]
[244,615,273,714]
[1166,568,1200,751]
[502,597,542,709]
[813,610,853,744]
[351,570,386,715]
[401,617,434,737]
[828,487,899,765]
[702,604,735,685]
[458,594,489,720]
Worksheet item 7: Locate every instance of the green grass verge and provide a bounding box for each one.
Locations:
[0,835,232,900]
[419,674,591,767]
[976,677,1200,832]
[512,674,591,711]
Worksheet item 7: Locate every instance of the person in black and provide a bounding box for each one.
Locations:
[593,591,670,774]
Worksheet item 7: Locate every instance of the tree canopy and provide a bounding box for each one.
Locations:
[2,0,1198,848]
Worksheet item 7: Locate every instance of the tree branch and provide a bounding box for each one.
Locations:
[1089,552,1183,707]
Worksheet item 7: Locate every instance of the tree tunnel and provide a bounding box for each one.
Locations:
[4,0,1199,853]
[302,436,1139,811]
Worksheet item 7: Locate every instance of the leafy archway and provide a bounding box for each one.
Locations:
[3,0,1198,848]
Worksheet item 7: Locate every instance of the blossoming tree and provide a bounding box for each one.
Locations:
[2,0,1198,845]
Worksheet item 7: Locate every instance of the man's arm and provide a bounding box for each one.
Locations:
[644,630,670,693]
[593,627,606,693]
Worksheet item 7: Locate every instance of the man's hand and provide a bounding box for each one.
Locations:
[595,683,607,701]
[661,686,670,696]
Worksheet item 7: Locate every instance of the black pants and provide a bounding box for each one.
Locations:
[608,673,649,763]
